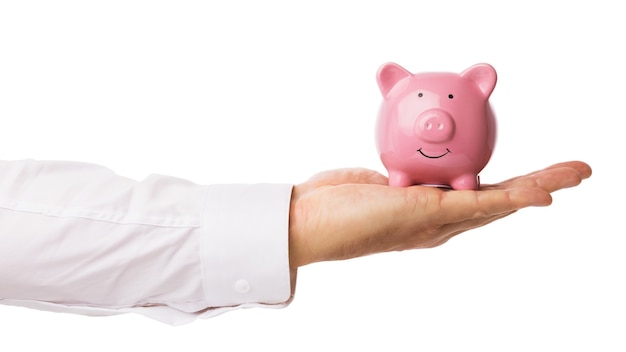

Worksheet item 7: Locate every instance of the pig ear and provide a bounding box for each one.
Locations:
[377,62,412,97]
[461,63,497,98]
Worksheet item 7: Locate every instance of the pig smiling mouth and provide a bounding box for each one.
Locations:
[417,148,451,159]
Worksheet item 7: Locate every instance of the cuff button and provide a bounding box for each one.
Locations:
[234,279,251,294]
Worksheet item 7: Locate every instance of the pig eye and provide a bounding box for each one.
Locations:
[418,92,423,98]
[448,94,454,99]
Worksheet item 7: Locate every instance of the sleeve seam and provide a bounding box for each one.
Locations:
[0,201,200,228]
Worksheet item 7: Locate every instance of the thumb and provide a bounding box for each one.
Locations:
[305,168,389,188]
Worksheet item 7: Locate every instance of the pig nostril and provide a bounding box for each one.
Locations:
[423,119,446,131]
[415,109,455,143]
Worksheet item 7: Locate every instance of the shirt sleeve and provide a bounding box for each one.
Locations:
[0,159,295,326]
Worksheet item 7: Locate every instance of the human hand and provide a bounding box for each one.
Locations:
[288,161,592,268]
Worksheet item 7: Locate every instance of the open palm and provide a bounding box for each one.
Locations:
[288,161,591,268]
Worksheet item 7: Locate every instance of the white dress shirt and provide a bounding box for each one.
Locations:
[0,159,294,325]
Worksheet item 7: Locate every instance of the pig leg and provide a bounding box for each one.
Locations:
[388,171,414,187]
[450,174,480,190]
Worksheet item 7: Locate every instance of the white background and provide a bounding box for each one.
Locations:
[0,1,623,351]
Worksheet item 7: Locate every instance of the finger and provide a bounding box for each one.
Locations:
[483,161,592,189]
[541,160,592,179]
[532,166,586,192]
[433,186,551,224]
[528,161,592,192]
[504,165,587,193]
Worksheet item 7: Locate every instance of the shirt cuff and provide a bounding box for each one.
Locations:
[200,183,294,307]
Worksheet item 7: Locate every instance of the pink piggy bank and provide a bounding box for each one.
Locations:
[375,62,497,190]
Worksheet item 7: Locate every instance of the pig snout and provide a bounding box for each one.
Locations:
[415,109,455,143]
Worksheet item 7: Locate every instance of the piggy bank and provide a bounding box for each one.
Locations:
[375,62,497,190]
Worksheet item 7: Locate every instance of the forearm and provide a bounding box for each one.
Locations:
[0,159,295,325]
